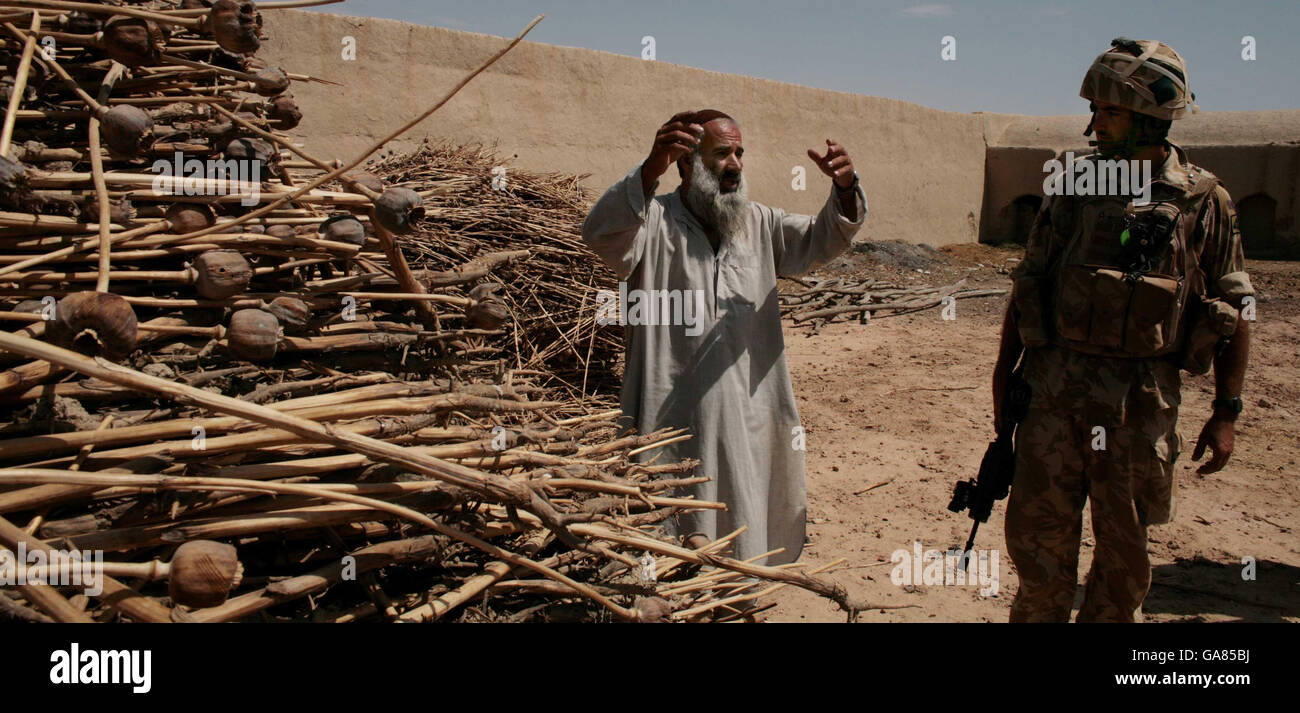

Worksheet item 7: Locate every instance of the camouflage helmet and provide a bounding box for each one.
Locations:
[1080,38,1194,120]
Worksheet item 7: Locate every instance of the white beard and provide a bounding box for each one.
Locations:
[684,153,749,240]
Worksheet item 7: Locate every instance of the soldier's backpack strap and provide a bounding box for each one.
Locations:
[1179,169,1221,300]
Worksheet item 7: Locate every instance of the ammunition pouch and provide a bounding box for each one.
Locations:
[1054,265,1184,356]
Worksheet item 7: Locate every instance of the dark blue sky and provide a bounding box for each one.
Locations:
[310,0,1297,115]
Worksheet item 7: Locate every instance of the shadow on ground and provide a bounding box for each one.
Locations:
[1142,557,1300,623]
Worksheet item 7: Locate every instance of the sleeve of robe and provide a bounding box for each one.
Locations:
[580,162,661,280]
[764,181,867,278]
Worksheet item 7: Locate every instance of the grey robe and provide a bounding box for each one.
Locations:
[582,162,866,564]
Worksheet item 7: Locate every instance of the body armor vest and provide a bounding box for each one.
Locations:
[1015,152,1222,365]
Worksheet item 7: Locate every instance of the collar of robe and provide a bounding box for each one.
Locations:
[670,191,732,261]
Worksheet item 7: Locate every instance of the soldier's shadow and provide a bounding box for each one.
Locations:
[1139,557,1300,622]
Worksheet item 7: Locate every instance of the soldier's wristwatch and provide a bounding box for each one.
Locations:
[1212,396,1243,420]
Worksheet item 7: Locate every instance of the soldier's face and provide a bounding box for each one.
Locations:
[683,119,744,193]
[1090,101,1133,146]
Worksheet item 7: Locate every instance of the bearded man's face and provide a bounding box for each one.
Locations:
[682,118,748,238]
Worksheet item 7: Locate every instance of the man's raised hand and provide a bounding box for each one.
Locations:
[645,112,704,181]
[808,139,856,188]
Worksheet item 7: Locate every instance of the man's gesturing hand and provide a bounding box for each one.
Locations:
[1192,415,1235,474]
[808,139,856,189]
[644,112,704,182]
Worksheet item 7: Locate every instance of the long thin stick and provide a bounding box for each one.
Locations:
[0,516,172,623]
[0,331,590,558]
[1,0,202,27]
[0,222,169,279]
[190,534,442,623]
[0,469,635,620]
[88,62,126,293]
[0,11,39,156]
[569,523,912,620]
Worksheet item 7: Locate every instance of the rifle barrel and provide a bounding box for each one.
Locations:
[959,520,980,571]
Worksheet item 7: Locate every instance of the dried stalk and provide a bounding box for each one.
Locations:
[0,11,39,156]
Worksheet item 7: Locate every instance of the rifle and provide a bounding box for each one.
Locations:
[947,361,1031,570]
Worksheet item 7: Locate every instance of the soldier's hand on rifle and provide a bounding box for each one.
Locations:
[1192,415,1235,474]
[992,304,1024,434]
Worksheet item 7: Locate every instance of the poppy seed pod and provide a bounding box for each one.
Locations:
[17,140,45,159]
[633,596,673,623]
[265,295,311,331]
[251,66,289,97]
[264,224,296,239]
[168,540,243,609]
[191,120,234,148]
[266,94,302,129]
[101,16,165,68]
[79,195,135,225]
[10,299,46,314]
[343,171,384,194]
[465,282,510,330]
[98,104,155,157]
[223,137,275,183]
[46,292,139,361]
[205,47,247,72]
[372,187,424,235]
[209,223,244,235]
[192,250,252,299]
[59,11,102,35]
[208,0,261,54]
[0,155,28,209]
[318,213,366,246]
[227,308,280,361]
[165,202,217,233]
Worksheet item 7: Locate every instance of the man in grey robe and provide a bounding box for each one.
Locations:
[581,110,866,565]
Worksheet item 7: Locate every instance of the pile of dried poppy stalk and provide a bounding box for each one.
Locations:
[0,0,884,624]
[781,276,1007,333]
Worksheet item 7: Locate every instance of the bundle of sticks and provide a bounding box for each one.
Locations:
[0,0,890,623]
[365,141,624,398]
[781,276,1006,333]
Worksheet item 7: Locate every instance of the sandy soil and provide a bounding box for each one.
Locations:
[764,243,1299,622]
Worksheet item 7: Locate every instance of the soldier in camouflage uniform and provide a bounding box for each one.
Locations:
[992,39,1254,622]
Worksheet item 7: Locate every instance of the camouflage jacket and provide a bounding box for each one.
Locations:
[1010,143,1253,426]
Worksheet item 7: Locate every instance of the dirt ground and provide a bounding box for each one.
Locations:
[764,242,1299,622]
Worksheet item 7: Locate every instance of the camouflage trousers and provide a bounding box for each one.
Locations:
[1005,403,1180,622]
